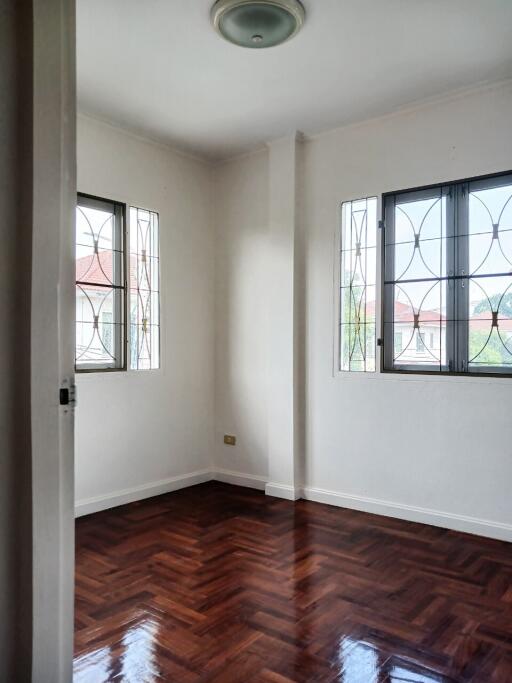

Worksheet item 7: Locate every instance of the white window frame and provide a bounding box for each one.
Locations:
[334,196,379,375]
[128,205,161,371]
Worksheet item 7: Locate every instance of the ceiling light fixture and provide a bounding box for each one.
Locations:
[211,0,305,49]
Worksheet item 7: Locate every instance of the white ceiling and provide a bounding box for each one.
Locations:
[77,0,512,161]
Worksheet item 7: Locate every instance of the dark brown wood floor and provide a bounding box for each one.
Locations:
[74,482,512,682]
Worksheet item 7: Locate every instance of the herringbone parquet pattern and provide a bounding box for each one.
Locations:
[74,482,512,682]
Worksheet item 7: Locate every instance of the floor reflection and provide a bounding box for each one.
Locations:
[387,661,451,682]
[335,638,453,682]
[74,617,160,683]
[336,639,380,682]
[119,618,160,682]
[74,645,113,683]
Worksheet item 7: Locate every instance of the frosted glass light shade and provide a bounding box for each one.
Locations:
[211,0,305,49]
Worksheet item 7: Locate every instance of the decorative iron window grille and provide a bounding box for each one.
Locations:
[340,197,377,372]
[383,172,512,375]
[129,207,160,370]
[75,194,126,371]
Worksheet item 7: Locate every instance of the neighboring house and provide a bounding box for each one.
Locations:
[366,300,512,366]
[391,300,445,365]
[364,300,446,365]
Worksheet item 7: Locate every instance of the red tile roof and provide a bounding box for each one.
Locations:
[366,300,512,330]
[76,251,137,289]
[469,311,512,332]
[366,299,445,323]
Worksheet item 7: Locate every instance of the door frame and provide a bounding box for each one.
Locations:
[31,0,76,680]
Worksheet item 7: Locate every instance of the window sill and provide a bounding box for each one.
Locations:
[334,369,512,387]
[76,368,163,382]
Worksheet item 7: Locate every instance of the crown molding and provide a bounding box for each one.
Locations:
[77,110,214,166]
[302,76,512,145]
[79,76,512,167]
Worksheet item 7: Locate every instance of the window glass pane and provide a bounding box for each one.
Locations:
[386,285,450,370]
[467,275,512,369]
[131,325,160,371]
[384,321,445,369]
[384,174,512,375]
[130,207,160,370]
[340,197,377,372]
[392,196,445,245]
[384,190,450,371]
[467,232,512,276]
[467,184,512,235]
[76,196,125,370]
[76,204,123,287]
[75,286,123,366]
[340,324,376,373]
[466,181,512,370]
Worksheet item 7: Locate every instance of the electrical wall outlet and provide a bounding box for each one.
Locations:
[224,434,236,446]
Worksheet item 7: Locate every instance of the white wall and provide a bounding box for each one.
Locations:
[76,81,512,540]
[214,150,269,481]
[76,115,215,511]
[213,82,512,539]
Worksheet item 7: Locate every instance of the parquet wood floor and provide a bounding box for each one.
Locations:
[74,482,512,682]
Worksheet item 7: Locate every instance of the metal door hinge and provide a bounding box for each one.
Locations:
[59,383,77,407]
[377,338,384,347]
[378,220,385,230]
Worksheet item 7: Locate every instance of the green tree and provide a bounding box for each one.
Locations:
[469,329,509,366]
[470,293,512,366]
[341,275,375,370]
[474,292,512,317]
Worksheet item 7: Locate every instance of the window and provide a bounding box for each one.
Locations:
[416,332,426,353]
[76,194,126,371]
[129,207,160,370]
[394,331,403,354]
[383,172,512,375]
[339,197,377,371]
[75,197,161,372]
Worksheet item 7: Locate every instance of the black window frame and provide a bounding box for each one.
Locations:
[381,170,512,378]
[75,192,128,373]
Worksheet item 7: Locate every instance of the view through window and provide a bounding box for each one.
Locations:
[75,195,125,371]
[129,207,160,370]
[383,173,512,374]
[75,196,161,371]
[339,197,377,372]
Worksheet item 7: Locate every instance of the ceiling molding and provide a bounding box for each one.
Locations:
[301,76,512,146]
[79,76,512,167]
[77,110,215,166]
[213,143,269,167]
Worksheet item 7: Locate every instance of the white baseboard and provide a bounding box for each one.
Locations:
[302,486,512,543]
[265,482,302,501]
[212,468,267,491]
[75,469,512,543]
[75,469,211,517]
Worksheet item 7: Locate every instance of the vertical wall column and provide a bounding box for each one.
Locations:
[265,134,302,500]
